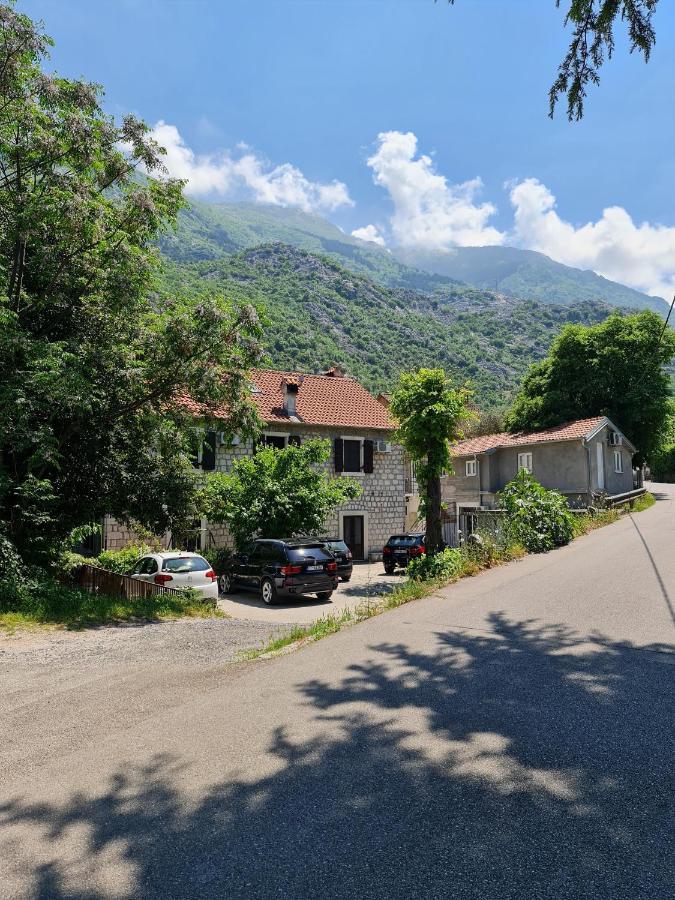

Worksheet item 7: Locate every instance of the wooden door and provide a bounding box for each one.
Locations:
[343,515,365,561]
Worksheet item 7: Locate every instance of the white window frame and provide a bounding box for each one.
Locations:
[517,452,533,474]
[465,459,477,477]
[261,431,289,448]
[340,435,365,476]
[613,449,623,474]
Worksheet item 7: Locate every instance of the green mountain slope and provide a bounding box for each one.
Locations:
[163,243,619,408]
[394,245,668,315]
[160,200,666,315]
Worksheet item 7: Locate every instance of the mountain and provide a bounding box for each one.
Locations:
[160,200,667,315]
[394,245,668,315]
[163,243,618,408]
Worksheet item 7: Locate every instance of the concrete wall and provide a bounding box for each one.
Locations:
[587,428,634,495]
[496,441,589,500]
[103,426,406,560]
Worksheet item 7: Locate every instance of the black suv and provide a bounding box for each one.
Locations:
[220,539,339,605]
[382,533,426,574]
[321,538,353,582]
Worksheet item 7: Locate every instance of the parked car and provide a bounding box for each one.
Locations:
[320,538,353,582]
[129,551,219,600]
[382,533,426,574]
[220,539,339,605]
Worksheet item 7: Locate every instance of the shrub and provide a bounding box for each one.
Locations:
[407,548,464,581]
[499,470,574,553]
[96,543,153,574]
[202,546,233,575]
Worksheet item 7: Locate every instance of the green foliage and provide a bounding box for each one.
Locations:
[390,368,470,554]
[0,6,263,567]
[407,548,463,581]
[96,544,153,574]
[499,471,575,553]
[506,312,675,462]
[650,444,675,482]
[163,243,622,410]
[199,439,362,550]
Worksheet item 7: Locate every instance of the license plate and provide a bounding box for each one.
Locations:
[307,565,323,572]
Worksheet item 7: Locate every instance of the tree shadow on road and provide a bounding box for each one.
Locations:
[1,613,673,898]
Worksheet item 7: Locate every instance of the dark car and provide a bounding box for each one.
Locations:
[322,539,353,582]
[219,539,339,605]
[382,533,426,574]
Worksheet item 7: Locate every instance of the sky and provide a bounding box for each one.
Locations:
[21,0,675,298]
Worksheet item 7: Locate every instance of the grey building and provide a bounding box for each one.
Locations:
[442,416,637,541]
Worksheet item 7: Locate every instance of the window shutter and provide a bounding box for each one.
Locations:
[201,431,216,471]
[288,435,301,447]
[363,439,374,474]
[334,437,344,473]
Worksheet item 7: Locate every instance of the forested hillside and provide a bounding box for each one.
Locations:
[164,244,618,408]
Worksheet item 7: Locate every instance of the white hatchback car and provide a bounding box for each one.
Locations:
[130,552,219,600]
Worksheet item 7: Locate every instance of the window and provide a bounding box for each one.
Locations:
[465,460,477,477]
[343,439,361,472]
[518,452,533,474]
[334,438,374,475]
[162,556,210,573]
[613,449,623,474]
[191,430,217,471]
[261,434,287,450]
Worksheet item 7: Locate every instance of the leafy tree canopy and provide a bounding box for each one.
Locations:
[198,440,362,551]
[447,0,660,120]
[499,471,575,553]
[505,312,675,461]
[0,3,262,564]
[390,368,470,555]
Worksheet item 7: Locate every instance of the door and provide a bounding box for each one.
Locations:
[596,442,605,491]
[343,515,365,561]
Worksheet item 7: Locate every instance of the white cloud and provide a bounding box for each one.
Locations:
[363,130,505,250]
[351,224,386,246]
[150,121,353,214]
[509,178,675,300]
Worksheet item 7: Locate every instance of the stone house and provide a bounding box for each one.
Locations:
[102,367,406,561]
[441,416,638,542]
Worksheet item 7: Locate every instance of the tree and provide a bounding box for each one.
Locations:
[505,311,675,462]
[447,0,660,120]
[390,369,470,556]
[198,440,362,551]
[0,4,262,565]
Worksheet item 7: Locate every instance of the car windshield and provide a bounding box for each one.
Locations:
[326,540,349,553]
[287,545,332,562]
[162,556,210,573]
[387,535,422,547]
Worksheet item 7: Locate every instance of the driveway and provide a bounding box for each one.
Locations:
[1,485,673,898]
[217,560,403,623]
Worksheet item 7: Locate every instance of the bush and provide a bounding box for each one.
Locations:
[202,546,233,575]
[650,444,675,482]
[96,543,153,574]
[499,470,574,553]
[407,548,464,581]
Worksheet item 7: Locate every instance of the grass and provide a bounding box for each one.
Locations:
[244,492,656,659]
[0,583,224,635]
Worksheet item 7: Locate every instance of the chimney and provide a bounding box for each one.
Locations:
[281,375,303,416]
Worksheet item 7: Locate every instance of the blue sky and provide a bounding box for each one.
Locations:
[21,0,675,297]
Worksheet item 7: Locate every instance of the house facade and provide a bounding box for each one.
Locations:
[102,367,406,561]
[441,416,637,541]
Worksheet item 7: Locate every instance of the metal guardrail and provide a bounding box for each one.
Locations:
[603,487,647,508]
[74,564,185,600]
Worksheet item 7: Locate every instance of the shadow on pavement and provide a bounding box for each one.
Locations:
[2,613,673,898]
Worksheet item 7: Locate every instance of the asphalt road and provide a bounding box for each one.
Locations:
[1,485,673,899]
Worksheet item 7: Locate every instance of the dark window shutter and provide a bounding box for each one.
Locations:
[201,431,216,471]
[288,434,301,447]
[252,438,258,455]
[363,439,374,474]
[334,437,344,473]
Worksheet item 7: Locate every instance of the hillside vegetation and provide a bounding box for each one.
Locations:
[164,244,617,408]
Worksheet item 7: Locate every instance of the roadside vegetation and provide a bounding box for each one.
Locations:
[245,482,656,659]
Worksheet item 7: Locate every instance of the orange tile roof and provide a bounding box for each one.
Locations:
[178,370,394,431]
[451,416,607,457]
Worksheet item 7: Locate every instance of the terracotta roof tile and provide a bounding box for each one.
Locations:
[178,369,394,431]
[451,416,606,457]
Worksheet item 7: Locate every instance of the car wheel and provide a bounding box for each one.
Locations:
[316,591,333,601]
[384,566,395,575]
[219,574,233,594]
[261,578,277,605]
[341,576,351,583]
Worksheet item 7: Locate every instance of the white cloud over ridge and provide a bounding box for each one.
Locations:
[351,224,386,246]
[362,130,505,250]
[151,121,353,214]
[509,178,675,300]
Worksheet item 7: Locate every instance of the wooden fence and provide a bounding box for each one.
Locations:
[74,564,185,600]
